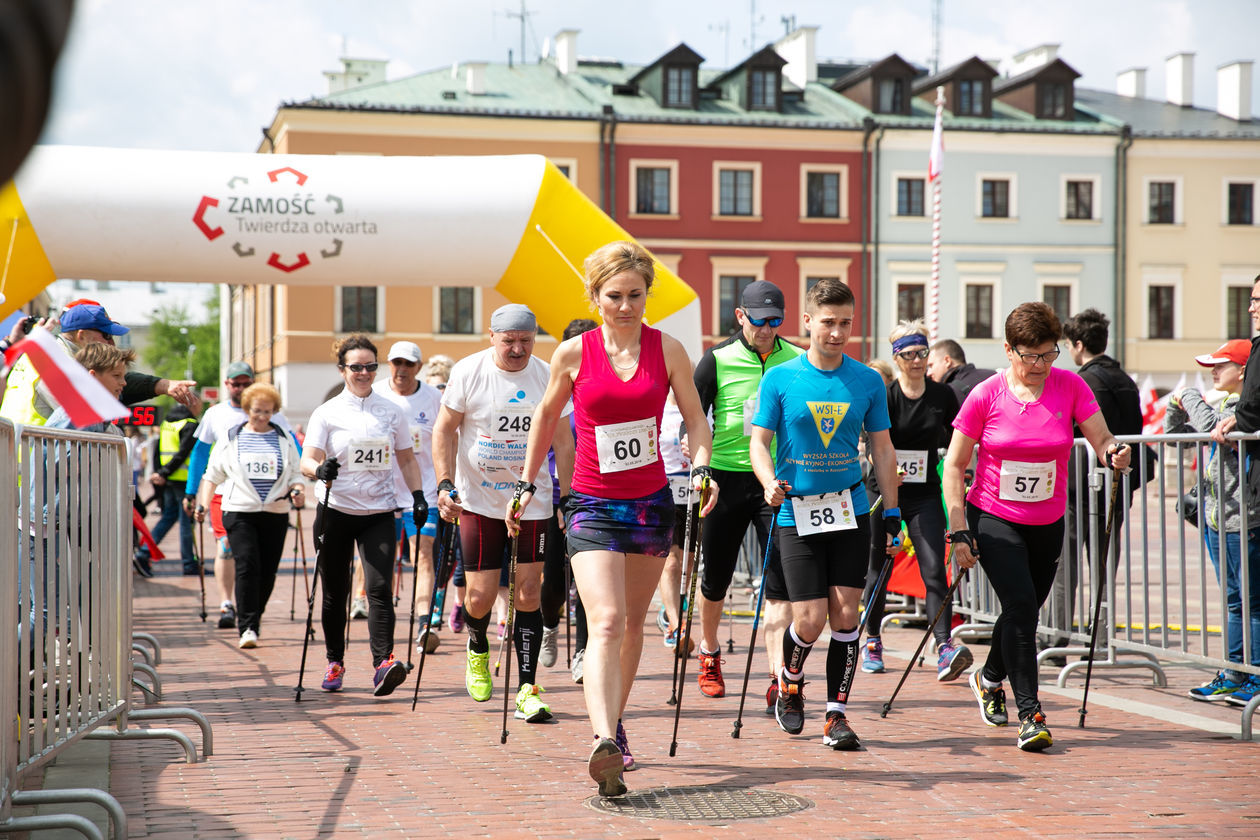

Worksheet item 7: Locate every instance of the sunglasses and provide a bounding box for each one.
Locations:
[747,315,783,328]
[895,348,930,361]
[340,363,379,373]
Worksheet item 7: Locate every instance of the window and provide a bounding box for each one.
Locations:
[957,80,984,115]
[1228,183,1255,225]
[341,287,377,332]
[897,284,925,322]
[1065,180,1093,220]
[805,171,840,218]
[555,164,571,178]
[877,78,905,113]
[72,279,89,291]
[749,69,777,110]
[1228,287,1253,339]
[149,282,166,294]
[665,65,695,107]
[635,167,671,214]
[982,179,1010,218]
[1148,285,1175,339]
[439,287,475,334]
[1040,83,1067,118]
[96,280,113,291]
[719,168,755,216]
[897,178,925,216]
[964,284,993,339]
[1043,284,1072,321]
[1149,181,1176,224]
[719,275,756,335]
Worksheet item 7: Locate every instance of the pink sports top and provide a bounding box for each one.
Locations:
[571,325,669,498]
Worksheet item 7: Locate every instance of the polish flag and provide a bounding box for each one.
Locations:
[2,327,129,427]
[1142,373,1185,435]
[928,105,945,181]
[1139,375,1158,431]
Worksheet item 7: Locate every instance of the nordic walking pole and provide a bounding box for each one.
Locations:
[881,558,968,718]
[501,497,522,745]
[565,549,573,669]
[405,529,421,671]
[295,476,335,703]
[731,517,777,739]
[670,474,710,757]
[413,503,460,711]
[194,513,208,622]
[295,508,312,626]
[1080,461,1123,728]
[668,481,700,706]
[289,516,299,621]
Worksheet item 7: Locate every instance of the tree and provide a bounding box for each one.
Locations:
[144,292,220,386]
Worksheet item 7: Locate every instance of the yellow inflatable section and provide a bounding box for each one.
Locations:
[0,183,56,313]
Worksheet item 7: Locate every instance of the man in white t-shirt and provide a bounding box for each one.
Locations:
[183,361,297,629]
[372,341,443,652]
[434,304,574,723]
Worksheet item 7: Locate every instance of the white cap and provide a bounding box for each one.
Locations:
[386,341,422,363]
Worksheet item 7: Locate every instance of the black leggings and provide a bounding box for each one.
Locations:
[968,503,1064,720]
[540,511,567,628]
[315,505,397,668]
[864,492,951,643]
[223,511,288,635]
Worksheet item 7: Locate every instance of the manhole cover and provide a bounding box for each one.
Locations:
[585,784,812,822]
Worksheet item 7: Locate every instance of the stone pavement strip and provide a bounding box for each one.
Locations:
[27,552,1259,839]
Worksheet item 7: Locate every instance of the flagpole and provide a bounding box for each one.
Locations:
[928,85,945,342]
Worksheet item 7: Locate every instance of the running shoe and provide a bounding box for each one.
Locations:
[657,606,670,634]
[697,650,725,697]
[350,597,369,620]
[1017,710,1053,752]
[449,604,465,633]
[540,625,559,668]
[1224,674,1260,707]
[571,648,585,685]
[373,655,407,697]
[465,643,493,701]
[775,675,806,735]
[238,629,258,649]
[514,683,552,722]
[765,678,778,716]
[822,710,860,751]
[1188,671,1244,701]
[936,641,974,682]
[664,628,677,648]
[588,737,627,798]
[321,661,345,692]
[615,719,636,771]
[132,553,154,578]
[416,627,439,654]
[968,670,1008,727]
[861,637,884,673]
[217,603,236,630]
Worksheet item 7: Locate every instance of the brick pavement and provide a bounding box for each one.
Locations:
[44,514,1260,839]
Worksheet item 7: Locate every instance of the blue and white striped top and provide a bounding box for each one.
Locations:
[236,428,284,500]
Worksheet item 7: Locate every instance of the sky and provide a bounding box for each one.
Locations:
[42,0,1259,154]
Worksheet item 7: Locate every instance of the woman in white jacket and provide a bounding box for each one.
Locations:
[195,383,305,649]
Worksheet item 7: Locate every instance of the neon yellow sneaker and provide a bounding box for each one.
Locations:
[514,683,552,722]
[465,643,493,702]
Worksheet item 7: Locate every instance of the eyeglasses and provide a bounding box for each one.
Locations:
[1250,297,1260,305]
[747,315,783,328]
[1014,347,1061,366]
[895,348,930,361]
[226,379,252,388]
[340,363,379,373]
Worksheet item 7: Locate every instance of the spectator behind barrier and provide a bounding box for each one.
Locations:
[45,342,135,434]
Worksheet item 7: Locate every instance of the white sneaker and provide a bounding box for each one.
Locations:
[238,629,258,649]
[350,597,369,619]
[416,627,439,654]
[540,625,559,668]
[571,648,585,684]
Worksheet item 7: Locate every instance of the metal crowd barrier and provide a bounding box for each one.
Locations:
[950,431,1260,740]
[2,419,212,839]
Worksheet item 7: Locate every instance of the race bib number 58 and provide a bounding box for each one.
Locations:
[791,490,858,536]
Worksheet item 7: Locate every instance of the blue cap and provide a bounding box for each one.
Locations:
[59,303,129,336]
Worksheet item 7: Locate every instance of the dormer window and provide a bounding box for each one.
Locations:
[957,80,985,115]
[878,78,906,113]
[750,68,778,110]
[1039,83,1067,118]
[628,43,704,110]
[992,57,1079,121]
[665,65,695,108]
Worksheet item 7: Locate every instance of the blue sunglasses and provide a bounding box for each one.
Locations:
[747,315,783,328]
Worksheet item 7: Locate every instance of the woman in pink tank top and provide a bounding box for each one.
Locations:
[508,241,717,798]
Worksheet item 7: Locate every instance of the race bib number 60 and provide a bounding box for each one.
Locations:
[347,437,392,472]
[998,459,1055,503]
[595,418,657,474]
[792,490,858,536]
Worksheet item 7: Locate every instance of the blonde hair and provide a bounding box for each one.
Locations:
[75,343,135,373]
[421,356,453,384]
[582,241,655,302]
[867,358,895,386]
[241,383,282,412]
[888,319,929,344]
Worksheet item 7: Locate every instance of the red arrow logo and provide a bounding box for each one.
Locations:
[267,252,311,273]
[192,196,223,241]
[267,167,308,186]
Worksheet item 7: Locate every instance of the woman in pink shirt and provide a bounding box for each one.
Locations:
[508,241,717,797]
[943,302,1130,752]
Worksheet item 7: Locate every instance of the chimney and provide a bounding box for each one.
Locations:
[555,29,580,75]
[465,62,487,95]
[1217,60,1254,121]
[323,57,388,95]
[1166,52,1194,107]
[1116,67,1147,98]
[775,25,818,90]
[1003,44,1059,78]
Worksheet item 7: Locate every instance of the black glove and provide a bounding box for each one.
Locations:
[946,529,980,555]
[883,507,903,550]
[315,457,340,482]
[412,489,429,525]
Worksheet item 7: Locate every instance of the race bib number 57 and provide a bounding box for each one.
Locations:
[998,459,1054,503]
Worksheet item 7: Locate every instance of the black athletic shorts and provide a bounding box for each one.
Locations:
[776,514,871,602]
[459,510,547,572]
[672,503,701,549]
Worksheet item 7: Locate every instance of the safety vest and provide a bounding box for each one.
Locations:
[158,416,196,482]
[0,354,49,426]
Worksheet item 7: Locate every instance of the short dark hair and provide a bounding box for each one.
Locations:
[805,277,854,313]
[333,334,378,366]
[1061,308,1109,355]
[1005,302,1062,349]
[931,339,966,365]
[562,318,599,341]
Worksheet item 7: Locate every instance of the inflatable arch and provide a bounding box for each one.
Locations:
[1,146,701,357]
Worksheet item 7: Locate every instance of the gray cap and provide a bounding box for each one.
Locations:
[225,361,254,380]
[490,303,537,333]
[740,281,785,320]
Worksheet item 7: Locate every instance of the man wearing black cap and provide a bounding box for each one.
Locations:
[690,280,802,706]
